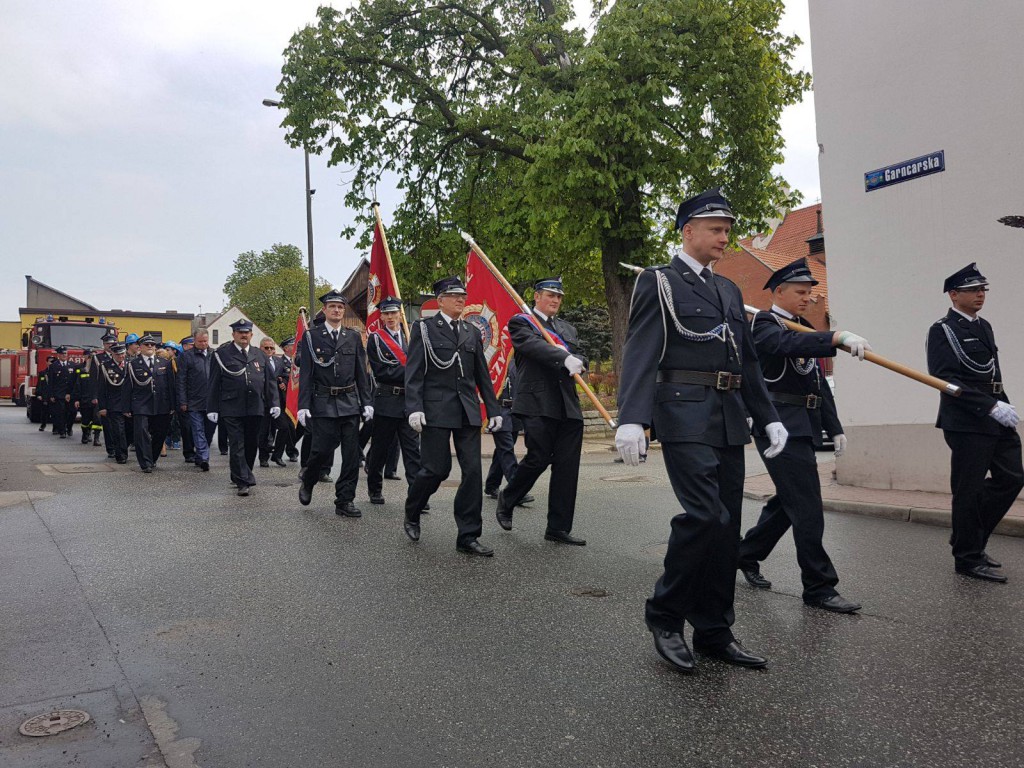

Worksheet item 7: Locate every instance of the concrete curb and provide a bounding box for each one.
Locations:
[743,490,1024,538]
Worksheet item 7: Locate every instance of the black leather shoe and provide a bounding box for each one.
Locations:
[544,529,586,546]
[422,503,430,512]
[116,458,127,464]
[237,486,250,497]
[220,450,228,456]
[485,489,499,499]
[403,519,420,542]
[298,485,312,506]
[694,639,768,669]
[495,491,513,530]
[650,629,695,673]
[982,552,1002,568]
[517,494,535,506]
[956,564,1008,583]
[142,466,152,473]
[739,567,771,589]
[369,493,385,505]
[60,433,67,439]
[38,425,45,431]
[199,461,210,472]
[457,539,494,557]
[288,454,298,462]
[259,460,270,468]
[806,594,861,613]
[273,458,287,467]
[335,502,362,518]
[384,472,400,481]
[318,472,332,483]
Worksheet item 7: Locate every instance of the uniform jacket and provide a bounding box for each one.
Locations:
[404,315,499,429]
[490,361,518,434]
[509,311,586,421]
[86,351,112,404]
[297,324,370,418]
[127,355,177,415]
[207,343,276,418]
[367,327,409,419]
[617,257,778,446]
[45,359,74,400]
[272,355,291,410]
[96,357,130,413]
[927,308,1011,435]
[750,310,842,444]
[177,347,214,411]
[72,361,94,403]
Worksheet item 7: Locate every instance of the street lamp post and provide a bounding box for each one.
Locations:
[263,98,317,311]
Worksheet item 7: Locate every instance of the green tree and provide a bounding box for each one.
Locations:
[233,267,333,344]
[224,244,304,305]
[276,0,808,368]
[560,304,613,370]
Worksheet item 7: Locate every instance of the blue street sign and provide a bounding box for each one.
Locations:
[865,150,945,192]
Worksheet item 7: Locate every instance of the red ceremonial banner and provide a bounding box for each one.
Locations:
[366,220,401,336]
[464,250,522,402]
[284,310,309,427]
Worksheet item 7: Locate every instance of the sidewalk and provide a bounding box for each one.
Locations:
[743,459,1024,538]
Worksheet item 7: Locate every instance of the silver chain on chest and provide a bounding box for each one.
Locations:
[419,320,464,377]
[127,359,156,390]
[655,269,740,361]
[758,313,816,382]
[373,333,401,366]
[303,330,342,368]
[213,349,251,378]
[941,321,995,377]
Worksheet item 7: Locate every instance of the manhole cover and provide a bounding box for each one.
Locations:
[600,475,647,483]
[47,464,115,474]
[273,483,294,488]
[570,587,611,598]
[19,710,91,737]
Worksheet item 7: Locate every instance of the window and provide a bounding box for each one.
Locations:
[212,330,219,344]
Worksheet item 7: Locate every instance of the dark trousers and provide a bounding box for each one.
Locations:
[645,442,745,649]
[944,429,1024,569]
[79,402,99,442]
[222,415,262,488]
[100,410,112,455]
[49,399,68,435]
[38,398,49,428]
[501,415,584,533]
[106,411,128,461]
[366,415,421,496]
[216,422,229,454]
[304,415,361,505]
[738,437,840,601]
[271,415,298,461]
[179,412,195,460]
[258,411,276,462]
[133,413,171,470]
[405,423,483,546]
[125,414,133,446]
[385,437,400,475]
[485,429,520,493]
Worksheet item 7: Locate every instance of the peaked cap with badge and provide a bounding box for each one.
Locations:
[764,258,820,292]
[943,263,988,293]
[674,187,736,230]
[432,276,467,296]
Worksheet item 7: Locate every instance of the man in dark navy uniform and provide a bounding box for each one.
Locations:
[616,188,787,673]
[46,347,75,438]
[207,319,278,496]
[177,329,216,471]
[737,258,870,613]
[297,290,373,516]
[365,297,422,506]
[495,277,588,545]
[927,263,1022,583]
[126,335,177,472]
[484,360,532,505]
[270,336,300,465]
[403,276,502,555]
[87,329,118,451]
[96,342,130,463]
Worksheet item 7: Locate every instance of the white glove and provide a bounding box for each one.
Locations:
[837,331,871,361]
[362,405,374,420]
[762,421,789,459]
[563,354,585,376]
[833,433,848,457]
[269,407,281,419]
[487,416,503,432]
[746,416,754,432]
[989,401,1020,429]
[207,412,218,424]
[409,412,426,432]
[615,423,646,467]
[297,408,311,427]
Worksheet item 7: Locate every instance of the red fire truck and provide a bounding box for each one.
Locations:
[4,316,118,422]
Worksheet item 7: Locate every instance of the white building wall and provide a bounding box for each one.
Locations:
[810,0,1024,492]
[202,307,277,353]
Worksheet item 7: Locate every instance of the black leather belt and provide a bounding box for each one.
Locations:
[992,382,1004,394]
[391,386,405,396]
[502,398,513,407]
[771,392,822,409]
[315,384,355,395]
[656,370,742,391]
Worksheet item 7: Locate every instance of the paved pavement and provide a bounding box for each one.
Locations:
[2,403,1023,767]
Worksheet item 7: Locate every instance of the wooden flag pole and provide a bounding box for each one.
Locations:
[371,202,410,338]
[463,231,617,428]
[619,262,960,397]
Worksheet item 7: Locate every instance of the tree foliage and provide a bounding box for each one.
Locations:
[224,243,304,305]
[232,266,333,345]
[276,0,809,367]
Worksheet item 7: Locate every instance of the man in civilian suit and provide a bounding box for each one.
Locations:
[615,188,788,673]
[495,277,587,545]
[207,319,278,496]
[403,276,502,556]
[177,329,216,471]
[296,290,373,517]
[126,335,177,472]
[365,297,422,506]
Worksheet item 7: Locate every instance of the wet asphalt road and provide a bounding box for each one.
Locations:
[2,404,1023,768]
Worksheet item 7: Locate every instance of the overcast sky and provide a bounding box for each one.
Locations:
[0,0,816,321]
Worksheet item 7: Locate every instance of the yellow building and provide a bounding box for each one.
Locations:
[1,276,195,349]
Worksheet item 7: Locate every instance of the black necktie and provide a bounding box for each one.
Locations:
[331,329,339,343]
[700,267,713,283]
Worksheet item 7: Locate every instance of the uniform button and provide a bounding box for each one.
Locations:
[696,308,702,313]
[674,391,680,396]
